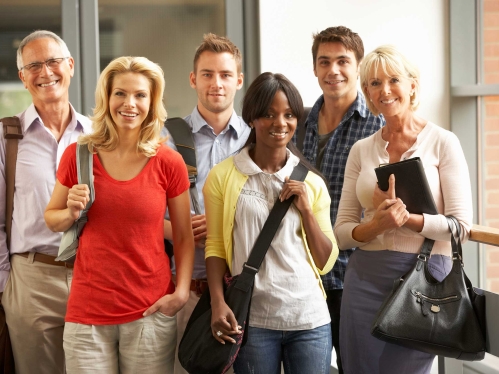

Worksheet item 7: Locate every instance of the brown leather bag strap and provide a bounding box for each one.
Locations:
[2,117,23,249]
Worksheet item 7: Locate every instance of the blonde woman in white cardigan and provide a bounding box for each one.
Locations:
[334,45,473,374]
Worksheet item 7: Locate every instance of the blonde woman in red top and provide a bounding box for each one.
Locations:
[45,56,194,373]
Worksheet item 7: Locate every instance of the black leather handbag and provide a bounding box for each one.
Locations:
[371,216,486,361]
[178,163,309,374]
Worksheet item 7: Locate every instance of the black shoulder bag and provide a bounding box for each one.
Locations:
[371,216,486,361]
[178,163,309,374]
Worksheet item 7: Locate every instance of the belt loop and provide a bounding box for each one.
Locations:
[27,252,35,264]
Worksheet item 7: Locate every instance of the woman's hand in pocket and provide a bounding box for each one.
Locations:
[143,290,189,318]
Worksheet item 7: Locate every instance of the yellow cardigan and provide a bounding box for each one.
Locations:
[203,155,339,298]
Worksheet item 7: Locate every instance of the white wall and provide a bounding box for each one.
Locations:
[259,0,450,129]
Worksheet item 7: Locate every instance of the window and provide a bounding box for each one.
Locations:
[449,0,499,371]
[98,0,226,118]
[0,0,62,117]
[482,0,499,293]
[0,0,256,118]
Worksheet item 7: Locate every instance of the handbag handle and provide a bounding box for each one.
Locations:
[446,216,463,261]
[418,215,463,264]
[234,162,309,293]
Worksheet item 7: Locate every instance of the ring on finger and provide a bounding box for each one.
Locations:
[216,330,223,337]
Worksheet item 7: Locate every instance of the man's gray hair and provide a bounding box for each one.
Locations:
[17,30,71,70]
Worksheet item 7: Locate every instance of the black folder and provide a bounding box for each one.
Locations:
[374,157,438,215]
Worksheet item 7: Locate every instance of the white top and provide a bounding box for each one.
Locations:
[232,147,330,330]
[334,122,473,256]
[0,103,91,291]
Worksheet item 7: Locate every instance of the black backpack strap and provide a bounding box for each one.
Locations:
[2,116,23,249]
[165,118,197,168]
[296,107,311,152]
[165,117,201,214]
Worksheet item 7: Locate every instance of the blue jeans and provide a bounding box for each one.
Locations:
[233,324,332,374]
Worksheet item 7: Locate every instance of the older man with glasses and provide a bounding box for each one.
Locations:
[0,30,91,374]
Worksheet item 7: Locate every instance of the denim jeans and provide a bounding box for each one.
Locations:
[325,289,343,374]
[233,324,332,374]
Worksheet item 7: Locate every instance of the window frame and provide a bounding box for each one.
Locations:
[62,0,259,116]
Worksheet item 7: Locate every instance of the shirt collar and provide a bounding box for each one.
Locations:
[350,91,369,119]
[234,146,300,182]
[307,91,369,128]
[307,96,324,126]
[23,103,40,131]
[24,102,85,133]
[189,106,247,138]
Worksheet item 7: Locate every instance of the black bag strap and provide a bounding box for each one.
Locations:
[165,117,197,168]
[446,216,463,261]
[1,116,23,249]
[164,117,201,214]
[418,238,435,260]
[235,162,309,292]
[296,107,311,153]
[418,215,463,264]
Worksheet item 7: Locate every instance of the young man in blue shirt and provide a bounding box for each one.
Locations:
[163,33,250,374]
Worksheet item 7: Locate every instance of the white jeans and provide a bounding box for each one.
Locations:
[64,312,177,374]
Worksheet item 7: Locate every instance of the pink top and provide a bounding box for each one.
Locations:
[57,143,189,325]
[334,122,473,256]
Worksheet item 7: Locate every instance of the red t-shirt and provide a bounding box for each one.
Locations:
[57,143,190,325]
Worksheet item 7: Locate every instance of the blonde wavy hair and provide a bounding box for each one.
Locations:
[79,56,167,157]
[360,45,420,116]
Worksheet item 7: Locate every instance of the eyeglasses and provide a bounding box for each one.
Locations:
[20,57,70,74]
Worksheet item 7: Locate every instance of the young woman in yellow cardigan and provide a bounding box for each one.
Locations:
[203,72,339,374]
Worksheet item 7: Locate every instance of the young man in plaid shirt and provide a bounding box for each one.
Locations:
[297,26,385,373]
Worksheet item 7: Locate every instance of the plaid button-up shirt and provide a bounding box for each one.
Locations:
[298,92,384,290]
